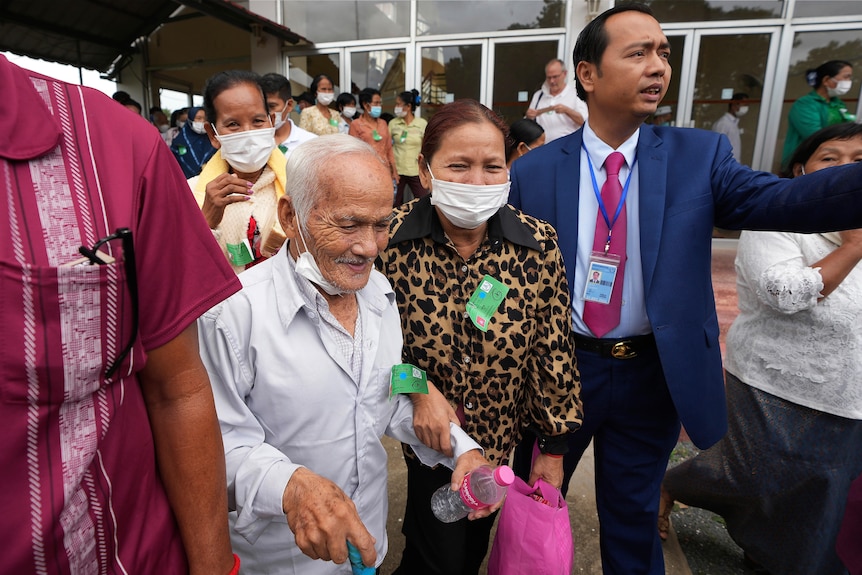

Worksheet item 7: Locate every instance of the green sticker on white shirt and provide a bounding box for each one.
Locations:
[390,364,428,397]
[466,275,509,332]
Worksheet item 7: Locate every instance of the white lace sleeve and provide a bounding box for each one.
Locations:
[736,231,824,314]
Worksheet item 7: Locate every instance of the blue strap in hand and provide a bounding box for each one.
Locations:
[347,541,376,575]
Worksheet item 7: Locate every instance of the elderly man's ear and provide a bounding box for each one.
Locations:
[278,196,298,239]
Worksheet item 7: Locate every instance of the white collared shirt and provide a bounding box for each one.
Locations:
[528,82,589,142]
[278,119,318,159]
[572,121,651,338]
[198,247,481,574]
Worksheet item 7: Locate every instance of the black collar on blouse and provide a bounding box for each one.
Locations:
[388,196,543,253]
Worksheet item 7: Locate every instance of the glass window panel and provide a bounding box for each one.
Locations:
[691,33,771,167]
[281,1,410,43]
[773,29,862,173]
[351,49,406,109]
[491,40,560,125]
[420,45,482,122]
[417,0,563,36]
[618,0,783,22]
[794,1,862,18]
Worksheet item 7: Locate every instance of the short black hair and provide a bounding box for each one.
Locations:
[507,119,544,161]
[336,92,356,111]
[259,72,292,103]
[358,87,381,109]
[202,70,265,124]
[572,2,655,100]
[786,122,862,177]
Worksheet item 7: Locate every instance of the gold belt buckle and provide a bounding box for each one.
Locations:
[611,340,637,360]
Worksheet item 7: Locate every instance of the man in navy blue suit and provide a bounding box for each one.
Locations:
[510,4,862,574]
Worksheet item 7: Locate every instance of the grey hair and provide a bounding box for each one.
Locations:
[546,58,567,72]
[284,134,387,230]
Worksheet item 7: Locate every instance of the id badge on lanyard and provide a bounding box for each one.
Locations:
[581,145,635,305]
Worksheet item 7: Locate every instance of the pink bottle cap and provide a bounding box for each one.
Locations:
[493,465,515,486]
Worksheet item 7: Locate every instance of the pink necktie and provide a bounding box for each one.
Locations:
[583,151,626,338]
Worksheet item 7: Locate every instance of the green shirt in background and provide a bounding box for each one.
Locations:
[782,90,855,169]
[389,116,427,177]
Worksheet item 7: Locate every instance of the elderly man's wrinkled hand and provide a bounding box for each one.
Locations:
[283,468,377,567]
[410,381,458,457]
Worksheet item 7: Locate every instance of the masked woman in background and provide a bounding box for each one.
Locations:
[170,106,216,178]
[299,74,341,136]
[781,60,855,171]
[191,70,286,275]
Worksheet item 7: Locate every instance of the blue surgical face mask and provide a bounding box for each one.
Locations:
[369,106,382,119]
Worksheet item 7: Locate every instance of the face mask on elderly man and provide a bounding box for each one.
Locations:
[293,215,346,296]
[427,165,511,230]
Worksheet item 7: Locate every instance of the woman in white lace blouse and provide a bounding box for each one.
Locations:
[660,122,862,575]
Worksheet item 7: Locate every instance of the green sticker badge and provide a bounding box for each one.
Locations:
[390,364,429,397]
[226,240,254,267]
[466,275,509,332]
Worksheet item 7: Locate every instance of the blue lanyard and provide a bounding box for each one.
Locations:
[584,145,636,253]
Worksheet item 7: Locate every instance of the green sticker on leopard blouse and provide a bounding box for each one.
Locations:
[390,364,428,397]
[466,275,509,332]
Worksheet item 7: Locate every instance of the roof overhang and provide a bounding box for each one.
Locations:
[0,0,308,77]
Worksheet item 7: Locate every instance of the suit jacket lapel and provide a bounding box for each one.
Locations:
[637,125,667,296]
[556,130,584,295]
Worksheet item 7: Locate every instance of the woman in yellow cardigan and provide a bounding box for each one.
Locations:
[190,70,287,275]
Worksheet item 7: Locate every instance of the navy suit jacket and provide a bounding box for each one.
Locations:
[510,124,862,448]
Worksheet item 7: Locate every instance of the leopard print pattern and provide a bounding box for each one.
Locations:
[381,201,583,463]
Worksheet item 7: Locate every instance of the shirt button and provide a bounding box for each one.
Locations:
[463,311,470,319]
[464,357,471,364]
[308,312,317,320]
[461,265,468,273]
[465,402,473,409]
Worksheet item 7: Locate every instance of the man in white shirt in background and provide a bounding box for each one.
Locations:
[260,73,317,159]
[711,92,748,163]
[526,58,589,142]
[198,135,487,575]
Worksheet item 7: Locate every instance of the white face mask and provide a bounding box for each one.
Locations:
[158,123,170,133]
[427,165,511,230]
[735,105,749,118]
[191,121,207,134]
[342,106,357,119]
[317,92,335,106]
[213,125,276,173]
[273,107,288,130]
[394,106,407,118]
[828,79,852,97]
[293,215,344,296]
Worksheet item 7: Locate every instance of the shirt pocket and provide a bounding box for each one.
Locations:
[0,258,135,405]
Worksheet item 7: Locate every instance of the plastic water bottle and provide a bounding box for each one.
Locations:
[431,465,515,523]
[346,541,375,575]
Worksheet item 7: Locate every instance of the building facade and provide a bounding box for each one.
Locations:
[245,0,862,173]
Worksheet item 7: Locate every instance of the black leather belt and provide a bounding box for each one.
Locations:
[573,333,656,360]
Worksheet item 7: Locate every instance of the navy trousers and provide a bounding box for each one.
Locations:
[514,344,680,575]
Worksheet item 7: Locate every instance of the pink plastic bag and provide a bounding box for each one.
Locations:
[487,477,574,575]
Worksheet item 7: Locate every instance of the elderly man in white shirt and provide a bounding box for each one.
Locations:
[198,135,487,575]
[526,58,589,142]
